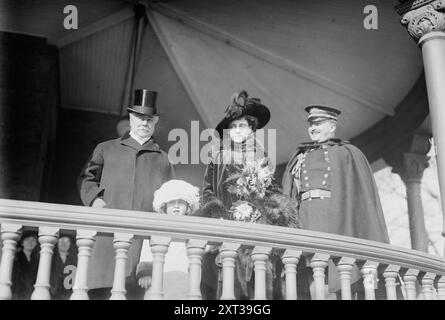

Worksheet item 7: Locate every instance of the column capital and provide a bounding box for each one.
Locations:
[397,0,445,42]
[401,152,430,182]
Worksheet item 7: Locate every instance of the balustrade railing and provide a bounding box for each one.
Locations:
[0,199,444,300]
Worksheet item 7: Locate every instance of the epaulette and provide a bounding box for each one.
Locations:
[297,138,349,151]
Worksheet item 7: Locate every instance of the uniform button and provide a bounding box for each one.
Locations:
[324,151,328,154]
[303,170,307,174]
[304,176,308,180]
[324,173,329,178]
[302,164,306,167]
[322,180,326,185]
[327,167,331,171]
[305,183,309,187]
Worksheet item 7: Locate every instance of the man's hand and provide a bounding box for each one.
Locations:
[92,198,106,208]
[138,276,152,289]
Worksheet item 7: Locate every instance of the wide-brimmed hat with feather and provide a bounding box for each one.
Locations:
[215,90,271,139]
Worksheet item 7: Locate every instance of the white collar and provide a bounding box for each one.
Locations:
[130,131,151,145]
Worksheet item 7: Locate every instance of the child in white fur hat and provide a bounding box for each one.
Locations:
[136,179,200,299]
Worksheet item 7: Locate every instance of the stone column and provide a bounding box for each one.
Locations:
[110,233,133,300]
[397,0,445,255]
[70,229,97,300]
[401,268,420,300]
[360,261,379,300]
[219,243,240,300]
[334,257,356,300]
[31,227,59,300]
[147,236,170,300]
[251,246,272,300]
[401,150,430,252]
[186,239,207,300]
[309,253,330,300]
[281,250,302,300]
[383,265,401,300]
[0,224,22,300]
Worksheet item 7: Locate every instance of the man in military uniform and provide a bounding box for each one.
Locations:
[282,105,390,299]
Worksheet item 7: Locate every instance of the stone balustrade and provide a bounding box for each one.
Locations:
[0,199,444,300]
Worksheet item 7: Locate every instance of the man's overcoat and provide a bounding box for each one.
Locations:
[78,134,174,289]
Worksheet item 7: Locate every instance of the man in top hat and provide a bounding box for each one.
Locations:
[78,89,175,299]
[281,105,389,299]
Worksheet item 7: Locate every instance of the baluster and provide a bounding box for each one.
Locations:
[309,253,330,300]
[0,224,22,300]
[435,276,445,300]
[147,236,170,300]
[110,233,133,300]
[219,242,240,300]
[334,257,356,300]
[31,227,59,300]
[70,229,96,300]
[281,249,302,300]
[420,272,435,300]
[186,239,207,300]
[251,246,272,300]
[401,268,419,300]
[383,265,400,300]
[359,261,379,300]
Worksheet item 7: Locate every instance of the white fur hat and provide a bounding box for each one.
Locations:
[152,179,200,213]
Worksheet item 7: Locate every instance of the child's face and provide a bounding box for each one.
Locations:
[165,199,188,216]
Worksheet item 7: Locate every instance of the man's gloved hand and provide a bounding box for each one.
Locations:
[92,198,106,208]
[138,276,152,289]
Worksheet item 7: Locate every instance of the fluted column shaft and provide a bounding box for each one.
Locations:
[398,0,445,255]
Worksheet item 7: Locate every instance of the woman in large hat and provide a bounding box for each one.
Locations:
[197,90,302,300]
[200,90,272,218]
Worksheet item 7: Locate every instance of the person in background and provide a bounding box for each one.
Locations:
[50,235,78,300]
[11,231,40,300]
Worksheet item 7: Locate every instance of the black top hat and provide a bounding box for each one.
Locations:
[215,90,271,139]
[305,105,341,121]
[127,89,160,116]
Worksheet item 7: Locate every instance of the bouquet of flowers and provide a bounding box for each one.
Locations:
[226,158,274,200]
[225,158,302,228]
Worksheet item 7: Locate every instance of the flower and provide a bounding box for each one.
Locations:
[232,202,254,221]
